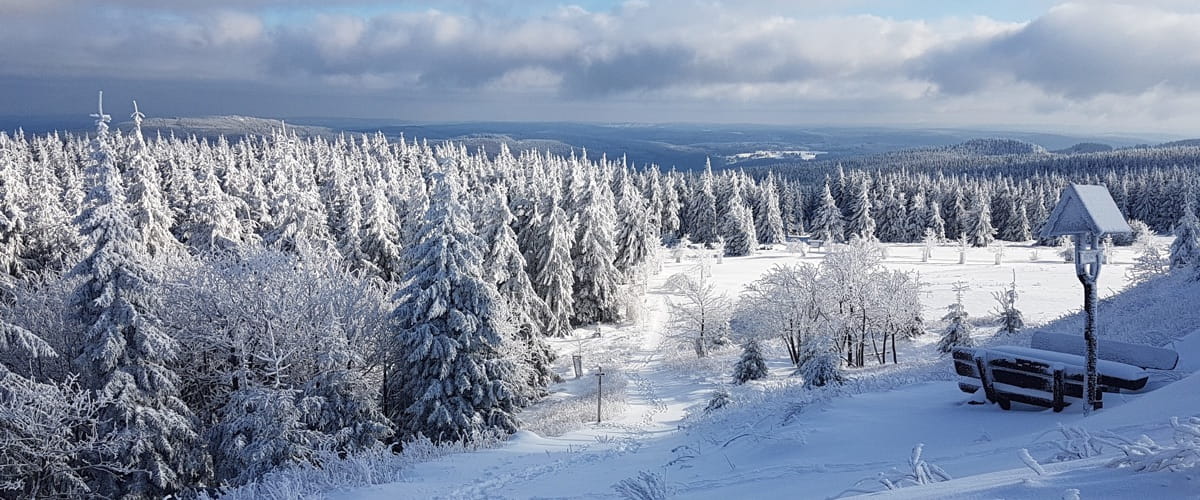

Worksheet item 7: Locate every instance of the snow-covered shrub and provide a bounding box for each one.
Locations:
[207,386,328,487]
[1170,205,1200,270]
[837,443,951,497]
[1113,219,1152,246]
[1108,416,1200,472]
[1058,236,1076,262]
[0,373,130,499]
[799,347,844,388]
[1128,241,1169,283]
[704,390,732,414]
[613,470,670,500]
[731,340,769,384]
[1045,424,1107,462]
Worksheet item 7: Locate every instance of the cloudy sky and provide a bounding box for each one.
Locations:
[1,0,1198,132]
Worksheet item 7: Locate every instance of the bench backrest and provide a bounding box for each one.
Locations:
[1030,331,1179,370]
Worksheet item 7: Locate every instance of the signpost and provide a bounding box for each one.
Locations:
[1040,185,1132,413]
[595,366,605,423]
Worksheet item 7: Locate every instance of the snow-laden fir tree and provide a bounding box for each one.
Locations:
[480,190,557,399]
[731,340,769,385]
[926,199,946,240]
[754,173,786,245]
[70,93,198,497]
[183,160,249,254]
[387,170,520,442]
[123,101,186,266]
[208,386,325,487]
[1169,201,1200,269]
[360,184,405,281]
[967,191,996,247]
[571,169,622,324]
[685,160,719,244]
[844,178,876,240]
[720,189,758,257]
[534,198,576,337]
[659,172,682,244]
[614,174,658,283]
[811,181,845,243]
[937,282,974,353]
[0,141,28,279]
[992,272,1024,335]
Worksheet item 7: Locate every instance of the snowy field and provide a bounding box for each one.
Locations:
[335,238,1200,499]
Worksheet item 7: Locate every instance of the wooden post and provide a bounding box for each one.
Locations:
[1074,233,1102,414]
[1052,367,1065,413]
[595,366,605,423]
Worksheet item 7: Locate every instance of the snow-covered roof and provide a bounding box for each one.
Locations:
[1040,184,1132,238]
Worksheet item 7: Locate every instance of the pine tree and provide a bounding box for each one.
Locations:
[992,272,1024,335]
[732,340,769,384]
[844,178,876,240]
[811,181,845,243]
[938,282,974,353]
[123,101,185,265]
[360,184,405,281]
[387,170,519,442]
[1170,202,1200,269]
[480,190,557,397]
[755,173,786,245]
[966,191,997,247]
[685,160,719,244]
[926,199,946,240]
[571,170,622,324]
[721,189,758,257]
[614,175,657,283]
[0,143,27,279]
[535,200,576,337]
[70,93,197,497]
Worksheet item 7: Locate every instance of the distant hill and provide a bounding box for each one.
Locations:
[114,115,333,139]
[1052,142,1113,154]
[944,138,1047,156]
[1156,138,1200,148]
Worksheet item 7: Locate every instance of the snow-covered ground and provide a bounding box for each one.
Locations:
[334,238,1200,499]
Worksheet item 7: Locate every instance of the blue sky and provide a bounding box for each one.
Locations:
[1,1,1198,132]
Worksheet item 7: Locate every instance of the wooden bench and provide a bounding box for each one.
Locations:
[952,332,1176,412]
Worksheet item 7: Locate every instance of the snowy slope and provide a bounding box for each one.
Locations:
[332,239,1200,500]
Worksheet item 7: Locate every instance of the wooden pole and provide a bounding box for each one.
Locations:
[1074,233,1102,413]
[595,366,605,423]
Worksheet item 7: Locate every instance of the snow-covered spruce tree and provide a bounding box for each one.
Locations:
[685,160,719,245]
[387,170,520,443]
[811,181,845,243]
[659,172,682,244]
[966,191,996,247]
[123,101,186,266]
[731,340,769,384]
[0,143,28,280]
[614,174,658,283]
[1129,239,1169,283]
[720,189,758,257]
[937,282,974,353]
[70,95,197,498]
[755,173,786,245]
[534,200,576,337]
[571,170,622,324]
[360,184,405,282]
[207,386,325,487]
[1170,203,1200,270]
[926,199,946,241]
[992,272,1024,335]
[480,190,556,399]
[183,160,249,255]
[844,178,876,241]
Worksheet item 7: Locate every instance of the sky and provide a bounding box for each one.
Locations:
[1,0,1199,133]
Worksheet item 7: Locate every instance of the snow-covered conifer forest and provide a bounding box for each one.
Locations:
[5,101,1200,498]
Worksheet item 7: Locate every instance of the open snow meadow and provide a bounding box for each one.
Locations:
[317,238,1200,499]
